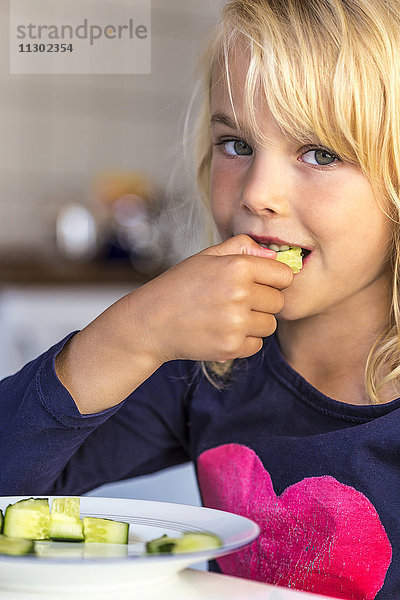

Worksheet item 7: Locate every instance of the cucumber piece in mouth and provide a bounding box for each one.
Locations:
[275,247,303,273]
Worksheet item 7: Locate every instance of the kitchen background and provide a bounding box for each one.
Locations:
[0,0,222,505]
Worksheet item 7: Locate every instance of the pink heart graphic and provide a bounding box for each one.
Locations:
[197,443,392,599]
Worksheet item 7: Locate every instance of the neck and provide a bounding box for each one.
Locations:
[277,280,395,405]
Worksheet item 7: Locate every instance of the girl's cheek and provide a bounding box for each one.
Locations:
[210,162,239,236]
[210,196,232,239]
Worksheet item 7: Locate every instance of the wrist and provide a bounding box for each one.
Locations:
[54,292,165,414]
[122,283,173,365]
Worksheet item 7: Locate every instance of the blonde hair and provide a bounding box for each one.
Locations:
[188,0,400,402]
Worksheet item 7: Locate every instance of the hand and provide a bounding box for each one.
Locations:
[134,234,294,363]
[55,234,293,413]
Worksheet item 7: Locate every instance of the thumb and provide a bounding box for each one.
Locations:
[201,234,277,259]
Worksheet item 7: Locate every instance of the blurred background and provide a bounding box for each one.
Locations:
[0,0,222,506]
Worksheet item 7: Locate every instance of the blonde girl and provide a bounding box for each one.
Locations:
[196,0,400,407]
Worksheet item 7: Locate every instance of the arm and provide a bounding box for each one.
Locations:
[1,234,292,494]
[0,335,192,495]
[55,235,292,414]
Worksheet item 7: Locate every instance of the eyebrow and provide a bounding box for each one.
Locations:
[210,112,254,139]
[210,111,327,151]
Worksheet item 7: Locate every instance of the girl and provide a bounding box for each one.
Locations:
[1,0,399,597]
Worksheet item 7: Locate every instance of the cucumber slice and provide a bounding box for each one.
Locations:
[146,534,178,554]
[0,534,34,556]
[49,516,84,541]
[82,517,129,544]
[50,498,83,541]
[146,531,222,554]
[173,532,222,553]
[275,247,303,273]
[52,497,80,519]
[3,498,50,540]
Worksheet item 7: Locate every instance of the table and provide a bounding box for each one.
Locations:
[0,568,336,599]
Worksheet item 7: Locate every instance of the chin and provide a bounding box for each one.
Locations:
[276,311,300,323]
[276,303,309,322]
[277,284,314,321]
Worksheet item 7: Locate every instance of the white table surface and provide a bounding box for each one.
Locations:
[0,568,336,600]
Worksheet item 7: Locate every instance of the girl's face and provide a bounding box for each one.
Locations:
[209,55,392,321]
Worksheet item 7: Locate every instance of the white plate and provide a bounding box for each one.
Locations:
[0,496,259,593]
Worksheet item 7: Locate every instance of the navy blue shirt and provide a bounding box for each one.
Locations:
[0,332,399,599]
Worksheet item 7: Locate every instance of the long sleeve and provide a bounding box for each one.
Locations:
[0,333,192,495]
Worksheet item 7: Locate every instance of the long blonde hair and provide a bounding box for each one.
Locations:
[189,0,400,403]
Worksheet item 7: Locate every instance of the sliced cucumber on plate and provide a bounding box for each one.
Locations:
[0,497,222,559]
[3,498,50,540]
[50,497,84,541]
[82,517,129,544]
[146,531,222,554]
[0,497,130,556]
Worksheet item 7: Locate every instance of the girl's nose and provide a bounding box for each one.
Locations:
[241,153,291,217]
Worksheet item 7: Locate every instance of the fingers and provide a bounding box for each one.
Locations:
[204,233,276,259]
[249,257,294,290]
[219,316,276,360]
[202,235,294,291]
[235,337,264,359]
[155,234,294,363]
[250,282,285,314]
[212,306,278,361]
[223,254,293,291]
[247,311,278,339]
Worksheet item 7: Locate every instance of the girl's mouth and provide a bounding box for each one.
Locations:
[257,241,312,261]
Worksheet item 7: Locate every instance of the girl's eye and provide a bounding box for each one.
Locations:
[215,139,253,157]
[301,148,338,166]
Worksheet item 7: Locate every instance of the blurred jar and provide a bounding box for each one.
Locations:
[92,171,169,273]
[56,202,97,261]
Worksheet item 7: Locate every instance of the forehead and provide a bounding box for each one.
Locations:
[209,51,307,147]
[210,50,269,134]
[210,42,331,151]
[211,49,256,112]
